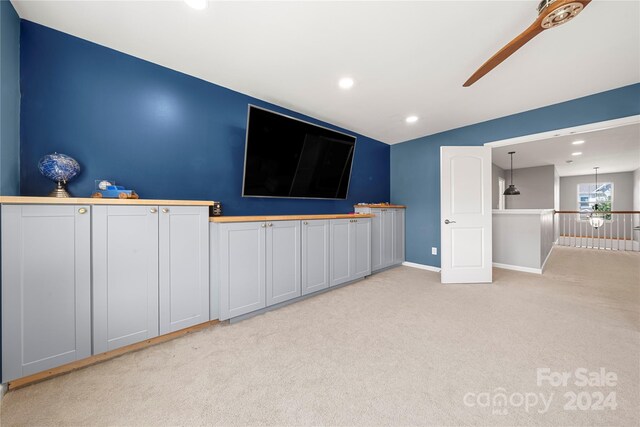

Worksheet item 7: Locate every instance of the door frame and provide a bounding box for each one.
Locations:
[438,114,640,277]
[497,177,506,210]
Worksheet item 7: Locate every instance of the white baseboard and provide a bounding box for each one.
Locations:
[541,246,554,272]
[493,262,542,275]
[0,383,7,400]
[402,261,441,273]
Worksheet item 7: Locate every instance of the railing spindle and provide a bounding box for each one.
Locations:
[617,214,620,251]
[624,214,627,251]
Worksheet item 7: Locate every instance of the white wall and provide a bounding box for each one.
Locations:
[554,167,560,242]
[492,163,505,209]
[559,171,635,239]
[505,165,556,209]
[634,168,640,212]
[560,171,634,211]
[493,210,554,271]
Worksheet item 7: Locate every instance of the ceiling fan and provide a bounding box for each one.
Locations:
[463,0,591,87]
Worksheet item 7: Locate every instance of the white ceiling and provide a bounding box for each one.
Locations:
[11,0,640,144]
[492,122,640,177]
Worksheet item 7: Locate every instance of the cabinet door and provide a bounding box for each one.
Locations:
[301,220,330,295]
[266,220,301,306]
[369,209,384,271]
[381,209,394,267]
[218,222,266,320]
[2,205,91,382]
[93,206,159,353]
[159,206,209,334]
[352,218,372,278]
[393,209,405,264]
[330,219,352,287]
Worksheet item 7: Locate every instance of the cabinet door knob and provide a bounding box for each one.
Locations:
[261,223,266,228]
[150,208,157,213]
[78,208,87,214]
[268,223,273,227]
[162,208,169,213]
[303,221,308,225]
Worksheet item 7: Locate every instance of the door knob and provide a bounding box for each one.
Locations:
[268,223,273,227]
[162,208,169,213]
[78,208,87,214]
[444,219,456,224]
[261,223,266,228]
[150,208,157,213]
[303,221,308,225]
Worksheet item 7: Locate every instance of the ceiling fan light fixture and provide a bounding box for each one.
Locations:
[539,1,585,29]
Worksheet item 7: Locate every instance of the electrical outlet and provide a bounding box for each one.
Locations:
[431,247,437,255]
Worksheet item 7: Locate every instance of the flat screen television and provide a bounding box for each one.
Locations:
[242,106,356,199]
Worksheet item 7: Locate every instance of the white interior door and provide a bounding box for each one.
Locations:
[440,146,492,283]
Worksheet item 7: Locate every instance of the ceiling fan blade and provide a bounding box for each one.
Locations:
[463,21,544,87]
[463,0,591,87]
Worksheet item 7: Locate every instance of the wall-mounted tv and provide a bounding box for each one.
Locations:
[242,106,356,199]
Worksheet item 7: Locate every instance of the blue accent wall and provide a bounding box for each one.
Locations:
[0,0,20,195]
[19,21,390,214]
[391,83,640,268]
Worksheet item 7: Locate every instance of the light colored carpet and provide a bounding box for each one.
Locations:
[1,246,639,426]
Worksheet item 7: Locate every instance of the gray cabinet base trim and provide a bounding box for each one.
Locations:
[5,320,221,390]
[229,275,369,324]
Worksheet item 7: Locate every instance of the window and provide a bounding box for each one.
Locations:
[577,182,613,220]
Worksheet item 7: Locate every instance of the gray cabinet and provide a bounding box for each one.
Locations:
[1,204,92,382]
[214,216,372,320]
[381,209,394,267]
[355,207,405,272]
[370,211,384,271]
[266,220,301,306]
[353,218,372,278]
[92,205,159,353]
[393,209,405,264]
[159,206,210,334]
[301,220,330,295]
[330,219,352,287]
[330,218,371,287]
[217,222,266,320]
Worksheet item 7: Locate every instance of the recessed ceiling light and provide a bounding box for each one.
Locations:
[338,77,354,90]
[184,0,208,10]
[405,115,418,124]
[572,140,585,145]
[572,152,582,156]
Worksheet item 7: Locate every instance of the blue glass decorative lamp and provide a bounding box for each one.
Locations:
[38,152,81,197]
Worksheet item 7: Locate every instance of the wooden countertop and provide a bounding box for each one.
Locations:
[210,213,374,223]
[354,204,406,209]
[0,196,215,206]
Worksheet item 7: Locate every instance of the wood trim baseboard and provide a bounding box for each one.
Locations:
[7,319,221,391]
[210,213,374,223]
[0,196,215,206]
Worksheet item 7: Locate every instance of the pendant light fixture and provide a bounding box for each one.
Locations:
[589,167,605,229]
[503,151,520,196]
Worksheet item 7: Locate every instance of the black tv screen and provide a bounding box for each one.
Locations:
[242,106,356,199]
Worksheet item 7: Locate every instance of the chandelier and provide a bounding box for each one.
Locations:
[589,167,605,229]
